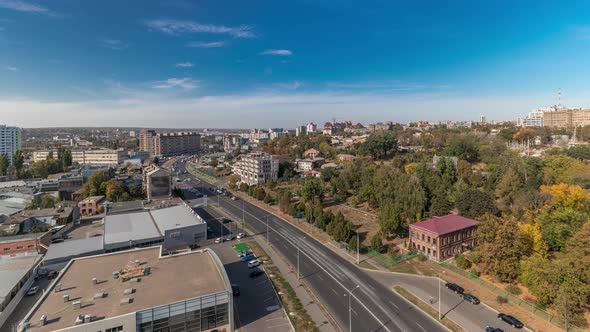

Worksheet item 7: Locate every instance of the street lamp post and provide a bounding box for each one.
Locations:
[356,230,360,265]
[344,285,360,332]
[439,270,445,321]
[297,237,306,280]
[266,215,269,243]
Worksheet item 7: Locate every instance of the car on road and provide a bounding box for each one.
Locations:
[214,238,224,244]
[26,286,40,296]
[47,270,59,280]
[232,284,240,296]
[225,235,235,241]
[445,282,464,294]
[249,269,265,278]
[231,196,238,201]
[248,259,262,268]
[498,313,524,328]
[237,233,247,239]
[485,327,504,332]
[462,293,480,304]
[222,218,232,224]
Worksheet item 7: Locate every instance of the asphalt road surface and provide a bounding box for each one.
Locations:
[179,163,446,332]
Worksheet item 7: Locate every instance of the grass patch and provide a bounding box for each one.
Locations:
[359,260,379,270]
[394,286,465,332]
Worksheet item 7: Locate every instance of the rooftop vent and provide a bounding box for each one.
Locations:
[72,301,81,309]
[93,292,106,299]
[63,294,69,302]
[123,288,134,295]
[40,315,47,326]
[83,314,92,323]
[112,271,120,279]
[74,315,83,325]
[92,277,98,284]
[120,297,132,305]
[54,283,62,293]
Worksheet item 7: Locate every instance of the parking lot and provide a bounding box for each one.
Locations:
[211,240,292,332]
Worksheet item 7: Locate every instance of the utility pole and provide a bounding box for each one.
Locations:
[357,230,360,265]
[297,237,306,280]
[242,199,245,233]
[266,215,269,243]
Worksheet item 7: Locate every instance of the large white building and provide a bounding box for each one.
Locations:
[517,108,546,128]
[32,149,126,167]
[0,125,22,164]
[235,152,279,186]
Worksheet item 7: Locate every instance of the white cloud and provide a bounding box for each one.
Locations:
[98,38,128,50]
[275,81,302,90]
[0,0,58,16]
[186,41,226,48]
[145,19,255,38]
[260,49,292,56]
[4,65,18,71]
[150,77,199,90]
[175,62,194,68]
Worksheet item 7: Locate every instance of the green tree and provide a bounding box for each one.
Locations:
[39,195,56,208]
[378,200,402,237]
[300,178,325,203]
[0,154,9,176]
[106,180,129,202]
[476,215,528,282]
[495,168,523,209]
[371,233,385,253]
[12,150,24,173]
[348,235,358,253]
[278,160,296,180]
[62,149,73,167]
[445,135,480,162]
[456,189,497,219]
[358,131,398,160]
[82,171,110,197]
[554,277,590,330]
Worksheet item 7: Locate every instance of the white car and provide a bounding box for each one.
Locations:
[26,286,40,296]
[214,238,223,244]
[231,196,238,201]
[237,233,247,239]
[247,259,261,268]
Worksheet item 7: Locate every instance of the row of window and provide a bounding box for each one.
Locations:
[3,244,35,251]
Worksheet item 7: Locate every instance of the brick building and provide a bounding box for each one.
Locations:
[409,215,478,261]
[0,232,52,256]
[78,195,105,216]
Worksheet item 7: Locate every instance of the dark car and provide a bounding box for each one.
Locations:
[445,282,464,294]
[47,270,59,280]
[222,218,232,224]
[249,269,265,279]
[485,327,504,332]
[462,293,480,304]
[231,284,240,296]
[498,313,524,328]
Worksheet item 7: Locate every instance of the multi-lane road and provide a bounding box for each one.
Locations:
[178,161,447,332]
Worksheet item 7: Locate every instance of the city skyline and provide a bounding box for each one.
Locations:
[2,0,590,127]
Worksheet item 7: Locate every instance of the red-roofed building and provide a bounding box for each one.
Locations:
[409,215,478,261]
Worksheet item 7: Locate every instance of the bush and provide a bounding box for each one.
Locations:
[470,269,481,277]
[371,233,385,253]
[455,255,472,269]
[417,254,428,262]
[496,296,508,304]
[505,284,522,295]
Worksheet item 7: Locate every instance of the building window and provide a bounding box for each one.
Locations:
[169,231,181,239]
[427,248,431,255]
[3,247,9,251]
[16,246,23,250]
[27,245,34,249]
[421,234,424,241]
[433,250,436,258]
[106,327,123,332]
[427,236,430,243]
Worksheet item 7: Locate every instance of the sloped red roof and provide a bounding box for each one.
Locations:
[410,215,478,235]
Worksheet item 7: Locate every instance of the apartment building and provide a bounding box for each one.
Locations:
[139,129,201,157]
[143,166,171,200]
[409,215,478,261]
[32,149,126,167]
[0,125,22,164]
[235,152,279,186]
[543,108,590,128]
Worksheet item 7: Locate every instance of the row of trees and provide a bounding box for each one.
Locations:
[82,171,143,202]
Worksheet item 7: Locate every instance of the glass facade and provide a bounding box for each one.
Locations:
[136,292,230,332]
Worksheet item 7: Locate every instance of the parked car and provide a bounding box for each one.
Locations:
[462,293,480,304]
[237,233,247,239]
[249,269,264,278]
[240,254,256,262]
[485,327,504,332]
[47,270,59,280]
[231,196,238,201]
[248,259,262,268]
[226,235,235,241]
[26,286,40,296]
[222,218,232,224]
[498,313,523,328]
[231,284,240,296]
[238,250,252,257]
[214,238,224,244]
[445,282,464,294]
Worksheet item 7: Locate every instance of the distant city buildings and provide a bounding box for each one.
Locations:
[0,125,22,164]
[295,126,307,137]
[139,129,201,157]
[234,152,279,186]
[517,108,545,128]
[543,107,590,128]
[306,122,317,133]
[32,149,127,167]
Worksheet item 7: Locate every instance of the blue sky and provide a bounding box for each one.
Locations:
[1,0,590,128]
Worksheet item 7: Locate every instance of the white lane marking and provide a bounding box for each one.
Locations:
[317,274,325,281]
[330,287,339,295]
[389,300,399,309]
[351,308,359,316]
[416,322,426,331]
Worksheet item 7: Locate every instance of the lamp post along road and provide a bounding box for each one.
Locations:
[345,285,360,332]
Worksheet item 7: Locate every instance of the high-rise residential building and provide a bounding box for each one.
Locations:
[139,129,157,156]
[543,107,590,128]
[234,152,279,186]
[518,109,545,127]
[479,114,486,124]
[306,122,317,133]
[139,129,201,157]
[295,126,307,136]
[0,125,22,164]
